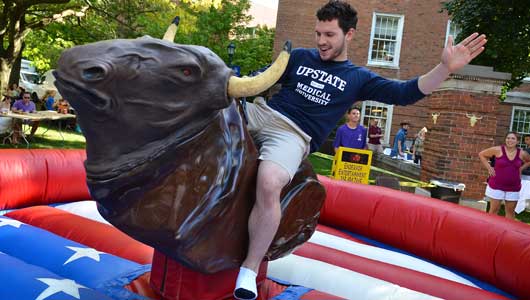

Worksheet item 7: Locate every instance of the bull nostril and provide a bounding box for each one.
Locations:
[82,66,106,81]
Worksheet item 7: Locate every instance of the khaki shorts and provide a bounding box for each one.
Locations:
[245,97,311,180]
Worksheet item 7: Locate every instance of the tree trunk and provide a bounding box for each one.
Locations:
[9,47,23,87]
[0,0,74,93]
[0,5,25,94]
[0,37,24,94]
[0,58,14,95]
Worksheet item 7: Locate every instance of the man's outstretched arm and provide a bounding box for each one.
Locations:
[418,33,487,95]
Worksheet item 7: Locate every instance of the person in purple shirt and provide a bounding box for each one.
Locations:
[11,91,40,144]
[333,107,367,152]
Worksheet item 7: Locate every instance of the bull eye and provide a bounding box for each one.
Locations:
[82,66,106,81]
[182,68,192,76]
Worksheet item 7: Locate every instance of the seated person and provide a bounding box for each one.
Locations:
[55,98,70,114]
[1,94,11,113]
[31,91,44,110]
[3,88,15,106]
[0,95,12,139]
[7,83,20,100]
[11,91,40,144]
[42,90,57,111]
[55,98,74,129]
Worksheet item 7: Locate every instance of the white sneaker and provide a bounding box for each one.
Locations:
[233,267,257,300]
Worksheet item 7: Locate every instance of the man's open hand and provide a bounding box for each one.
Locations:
[441,33,487,73]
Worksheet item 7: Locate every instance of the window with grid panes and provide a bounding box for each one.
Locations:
[361,101,393,145]
[367,13,404,68]
[510,106,530,148]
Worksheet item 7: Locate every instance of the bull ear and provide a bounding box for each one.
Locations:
[227,41,291,98]
[163,16,180,42]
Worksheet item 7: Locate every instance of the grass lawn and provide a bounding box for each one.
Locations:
[308,153,333,177]
[0,124,86,149]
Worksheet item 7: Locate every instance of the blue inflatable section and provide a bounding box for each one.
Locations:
[0,216,150,300]
[0,252,113,300]
[268,276,313,300]
[271,286,313,300]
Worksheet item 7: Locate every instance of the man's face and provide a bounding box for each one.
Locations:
[22,94,30,104]
[315,19,354,61]
[347,109,360,123]
[524,136,530,146]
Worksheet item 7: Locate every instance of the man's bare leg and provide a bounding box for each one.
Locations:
[234,160,290,300]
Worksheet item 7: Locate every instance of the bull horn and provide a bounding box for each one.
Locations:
[228,41,291,98]
[163,16,180,42]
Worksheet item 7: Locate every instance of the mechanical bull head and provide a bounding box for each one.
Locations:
[54,20,325,273]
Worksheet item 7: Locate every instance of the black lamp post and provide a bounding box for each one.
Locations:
[227,41,236,67]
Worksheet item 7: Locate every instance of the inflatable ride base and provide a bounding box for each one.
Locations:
[150,251,267,300]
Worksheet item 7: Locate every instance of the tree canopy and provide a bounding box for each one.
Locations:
[0,0,84,92]
[442,0,530,95]
[2,0,276,93]
[174,0,274,75]
[23,0,178,73]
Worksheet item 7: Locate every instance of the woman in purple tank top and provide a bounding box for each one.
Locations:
[479,132,530,219]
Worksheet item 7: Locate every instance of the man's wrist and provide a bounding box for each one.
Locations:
[438,62,451,75]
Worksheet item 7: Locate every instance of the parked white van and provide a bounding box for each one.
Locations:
[19,59,43,95]
[19,59,60,99]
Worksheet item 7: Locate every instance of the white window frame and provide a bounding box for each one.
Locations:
[510,105,530,147]
[361,101,394,145]
[367,12,404,69]
[445,20,462,46]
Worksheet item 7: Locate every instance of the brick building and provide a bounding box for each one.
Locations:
[273,0,530,200]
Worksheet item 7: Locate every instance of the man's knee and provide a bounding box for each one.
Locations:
[259,161,289,183]
[256,161,290,204]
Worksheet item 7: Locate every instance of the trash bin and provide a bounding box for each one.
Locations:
[429,179,466,204]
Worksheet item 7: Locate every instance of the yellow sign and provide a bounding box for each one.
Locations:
[331,147,373,184]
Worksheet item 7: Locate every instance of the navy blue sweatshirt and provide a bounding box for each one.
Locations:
[267,48,426,152]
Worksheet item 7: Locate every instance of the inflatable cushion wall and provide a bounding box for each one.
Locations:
[0,149,89,209]
[318,175,530,299]
[2,149,528,299]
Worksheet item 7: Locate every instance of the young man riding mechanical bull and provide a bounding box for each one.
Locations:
[233,1,485,299]
[54,1,486,299]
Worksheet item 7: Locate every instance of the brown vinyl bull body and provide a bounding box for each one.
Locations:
[54,36,325,273]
